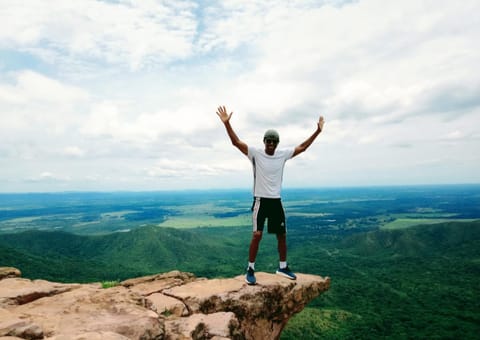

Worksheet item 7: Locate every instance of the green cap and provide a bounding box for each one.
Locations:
[263,129,280,142]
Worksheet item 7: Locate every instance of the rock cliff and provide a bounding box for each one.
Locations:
[0,267,330,340]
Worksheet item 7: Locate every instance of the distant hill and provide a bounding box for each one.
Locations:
[0,225,247,282]
[341,220,480,257]
[1,220,479,281]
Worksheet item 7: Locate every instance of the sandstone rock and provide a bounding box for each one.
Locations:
[147,293,188,317]
[0,268,21,280]
[165,272,330,339]
[0,278,81,307]
[0,308,43,339]
[163,277,245,313]
[47,331,131,340]
[164,312,239,340]
[12,284,164,339]
[122,271,197,297]
[121,271,196,289]
[0,269,330,339]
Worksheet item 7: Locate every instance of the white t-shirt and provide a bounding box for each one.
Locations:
[247,146,294,198]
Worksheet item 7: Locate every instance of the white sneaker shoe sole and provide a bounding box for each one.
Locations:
[276,270,296,280]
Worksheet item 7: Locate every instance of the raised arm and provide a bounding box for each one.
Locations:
[216,106,248,156]
[292,116,325,157]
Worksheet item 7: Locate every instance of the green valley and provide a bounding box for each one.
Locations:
[1,185,479,338]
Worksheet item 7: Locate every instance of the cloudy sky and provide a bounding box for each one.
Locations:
[1,0,479,192]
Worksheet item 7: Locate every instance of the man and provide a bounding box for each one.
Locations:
[216,105,325,285]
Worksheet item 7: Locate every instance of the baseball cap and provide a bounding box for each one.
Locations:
[263,129,280,142]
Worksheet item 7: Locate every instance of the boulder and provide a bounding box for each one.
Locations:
[0,267,330,339]
[0,268,21,280]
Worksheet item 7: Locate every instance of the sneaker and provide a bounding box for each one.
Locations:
[276,266,297,280]
[245,267,256,285]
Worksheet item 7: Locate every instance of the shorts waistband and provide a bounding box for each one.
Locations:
[254,197,281,201]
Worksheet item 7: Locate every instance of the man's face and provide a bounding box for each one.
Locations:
[264,138,278,155]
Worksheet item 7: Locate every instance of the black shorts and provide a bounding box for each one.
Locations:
[251,197,286,234]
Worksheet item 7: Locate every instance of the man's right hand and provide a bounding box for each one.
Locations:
[216,106,233,123]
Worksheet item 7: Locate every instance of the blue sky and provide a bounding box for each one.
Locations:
[1,0,479,192]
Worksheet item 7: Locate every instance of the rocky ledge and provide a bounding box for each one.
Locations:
[0,267,330,340]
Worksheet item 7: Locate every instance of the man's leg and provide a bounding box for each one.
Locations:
[249,197,265,267]
[246,198,266,285]
[249,231,263,262]
[276,233,287,262]
[271,200,288,266]
[275,234,296,280]
[245,231,262,285]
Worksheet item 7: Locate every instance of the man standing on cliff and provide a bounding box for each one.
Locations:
[216,106,325,285]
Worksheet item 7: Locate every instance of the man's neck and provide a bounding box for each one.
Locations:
[265,149,275,156]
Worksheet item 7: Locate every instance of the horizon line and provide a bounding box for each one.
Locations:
[1,182,479,195]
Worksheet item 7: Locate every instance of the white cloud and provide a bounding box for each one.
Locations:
[80,98,218,146]
[62,146,86,158]
[0,0,197,70]
[27,171,71,183]
[1,0,479,192]
[218,0,480,126]
[0,70,89,104]
[145,158,219,178]
[0,73,93,165]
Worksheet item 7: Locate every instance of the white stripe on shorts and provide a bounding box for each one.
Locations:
[252,197,261,232]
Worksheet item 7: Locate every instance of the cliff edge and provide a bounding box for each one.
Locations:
[0,267,330,340]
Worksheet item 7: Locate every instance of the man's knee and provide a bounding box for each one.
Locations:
[252,231,263,241]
